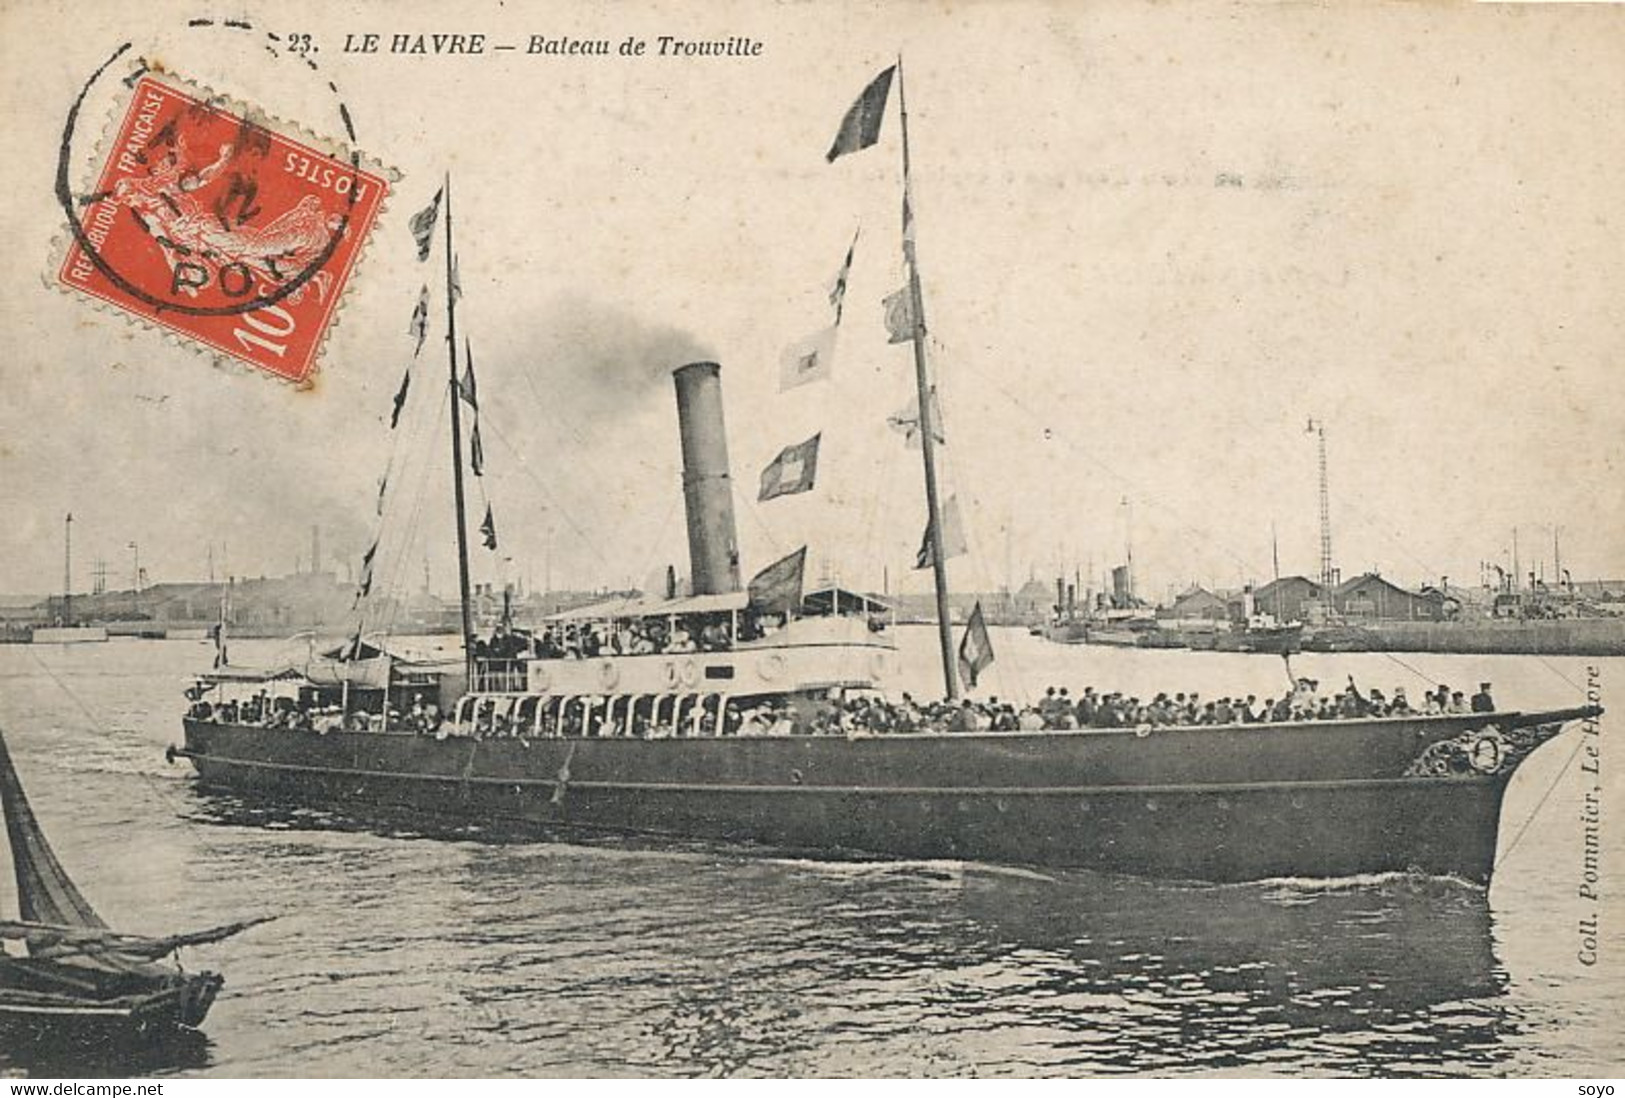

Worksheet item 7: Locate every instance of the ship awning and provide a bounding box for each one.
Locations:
[802,586,888,615]
[196,666,308,684]
[544,591,749,623]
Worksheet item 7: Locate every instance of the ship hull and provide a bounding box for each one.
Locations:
[179,713,1561,884]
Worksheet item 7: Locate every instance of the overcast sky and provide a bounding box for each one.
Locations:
[1,0,1621,606]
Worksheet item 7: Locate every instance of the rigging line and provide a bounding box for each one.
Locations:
[21,648,198,826]
[1374,650,1451,690]
[930,333,1265,578]
[1334,497,1441,580]
[358,382,432,636]
[472,409,617,574]
[509,344,670,482]
[369,386,448,641]
[1493,727,1588,871]
[1532,654,1585,696]
[352,352,444,635]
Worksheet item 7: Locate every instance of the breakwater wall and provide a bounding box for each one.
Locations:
[1365,619,1625,657]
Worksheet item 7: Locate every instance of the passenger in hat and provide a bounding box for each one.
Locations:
[1471,682,1496,713]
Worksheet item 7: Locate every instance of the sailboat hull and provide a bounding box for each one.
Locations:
[0,968,222,1045]
[178,712,1575,884]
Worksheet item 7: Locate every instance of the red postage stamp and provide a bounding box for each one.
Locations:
[58,76,388,383]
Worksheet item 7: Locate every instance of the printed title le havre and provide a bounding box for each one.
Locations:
[340,33,764,58]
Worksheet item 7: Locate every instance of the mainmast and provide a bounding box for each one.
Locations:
[442,174,477,681]
[896,57,958,701]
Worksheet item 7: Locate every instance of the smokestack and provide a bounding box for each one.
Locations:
[673,362,741,595]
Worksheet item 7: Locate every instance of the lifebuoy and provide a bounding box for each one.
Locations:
[663,661,681,691]
[530,663,550,691]
[1469,733,1504,774]
[680,659,700,687]
[598,660,621,691]
[760,653,787,682]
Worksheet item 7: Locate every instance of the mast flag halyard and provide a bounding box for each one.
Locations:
[438,175,477,682]
[896,56,959,700]
[824,56,957,698]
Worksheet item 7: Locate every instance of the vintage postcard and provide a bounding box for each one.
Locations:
[0,0,1619,1081]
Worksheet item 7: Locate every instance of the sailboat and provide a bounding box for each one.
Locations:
[172,62,1602,884]
[0,729,267,1041]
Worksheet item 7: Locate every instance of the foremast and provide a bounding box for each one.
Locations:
[441,174,477,683]
[896,56,959,701]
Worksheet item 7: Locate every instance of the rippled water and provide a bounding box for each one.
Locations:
[0,631,1619,1077]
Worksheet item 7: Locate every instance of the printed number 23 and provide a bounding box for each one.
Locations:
[286,32,314,55]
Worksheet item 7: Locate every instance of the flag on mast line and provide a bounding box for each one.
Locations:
[450,254,462,304]
[914,495,968,570]
[458,338,478,407]
[358,540,378,597]
[882,286,917,344]
[480,505,498,550]
[758,433,821,502]
[409,286,429,356]
[826,66,896,163]
[887,388,945,450]
[958,601,995,689]
[470,419,485,477]
[747,546,807,615]
[902,191,916,249]
[409,189,442,261]
[829,228,859,325]
[778,325,838,391]
[389,367,411,429]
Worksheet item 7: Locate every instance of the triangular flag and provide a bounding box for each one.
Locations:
[779,325,838,391]
[470,419,484,477]
[826,67,895,163]
[829,229,859,325]
[409,285,429,356]
[887,388,946,450]
[957,601,995,689]
[409,189,442,261]
[883,286,917,344]
[748,547,807,615]
[758,433,821,501]
[480,505,498,550]
[903,190,916,249]
[450,254,462,304]
[914,495,968,570]
[459,338,478,407]
[389,367,411,428]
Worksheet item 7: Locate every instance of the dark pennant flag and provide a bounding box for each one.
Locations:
[826,66,895,163]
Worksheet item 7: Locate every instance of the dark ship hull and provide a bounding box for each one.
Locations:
[177,708,1589,884]
[0,966,222,1045]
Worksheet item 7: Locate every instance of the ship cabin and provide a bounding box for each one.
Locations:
[458,585,898,740]
[184,644,458,734]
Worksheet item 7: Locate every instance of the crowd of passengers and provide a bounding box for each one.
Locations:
[826,677,1496,734]
[472,614,773,662]
[189,677,1497,739]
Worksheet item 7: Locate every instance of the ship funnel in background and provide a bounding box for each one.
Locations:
[673,362,741,595]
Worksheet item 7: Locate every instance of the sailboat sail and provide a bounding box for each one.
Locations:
[0,730,106,931]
